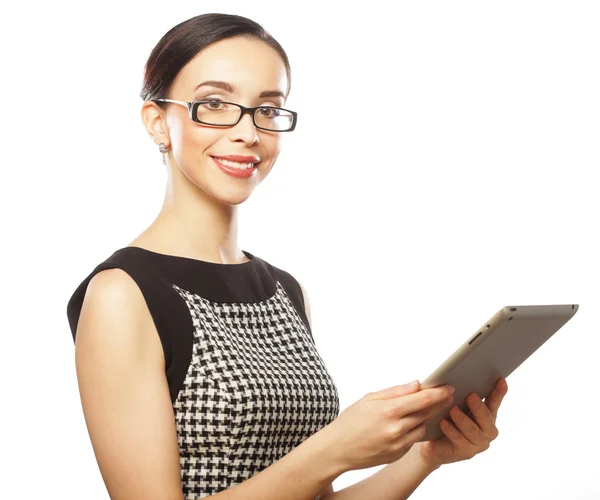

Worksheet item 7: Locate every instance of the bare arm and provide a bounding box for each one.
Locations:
[322,445,438,500]
[75,269,346,500]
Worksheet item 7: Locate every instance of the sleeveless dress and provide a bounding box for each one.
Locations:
[66,246,340,499]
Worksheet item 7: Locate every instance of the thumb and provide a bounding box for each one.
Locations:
[368,380,421,401]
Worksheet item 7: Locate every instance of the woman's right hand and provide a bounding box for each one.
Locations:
[325,381,455,472]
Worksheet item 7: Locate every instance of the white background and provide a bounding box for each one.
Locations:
[2,1,599,498]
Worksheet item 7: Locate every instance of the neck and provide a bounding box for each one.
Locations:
[131,175,247,265]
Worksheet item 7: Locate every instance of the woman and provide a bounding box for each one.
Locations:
[66,13,508,500]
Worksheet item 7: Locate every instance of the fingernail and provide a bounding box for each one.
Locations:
[409,380,419,388]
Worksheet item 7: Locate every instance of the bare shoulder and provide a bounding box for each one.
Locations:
[83,267,145,318]
[79,268,164,365]
[74,268,183,499]
[81,268,153,333]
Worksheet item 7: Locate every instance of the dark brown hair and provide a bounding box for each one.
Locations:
[140,13,292,104]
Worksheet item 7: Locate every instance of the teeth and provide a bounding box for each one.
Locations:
[215,158,256,169]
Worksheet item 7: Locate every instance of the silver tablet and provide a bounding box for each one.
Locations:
[418,304,579,442]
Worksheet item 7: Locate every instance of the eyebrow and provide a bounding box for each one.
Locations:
[194,80,285,99]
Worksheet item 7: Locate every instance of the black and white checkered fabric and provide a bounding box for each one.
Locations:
[172,281,339,497]
[66,247,340,499]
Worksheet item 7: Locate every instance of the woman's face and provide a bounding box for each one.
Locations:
[145,36,289,204]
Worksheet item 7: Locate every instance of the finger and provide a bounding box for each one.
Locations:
[484,378,508,419]
[422,394,454,421]
[465,393,498,438]
[397,421,429,450]
[403,393,454,429]
[395,411,433,438]
[395,386,455,417]
[440,418,477,454]
[370,380,422,401]
[448,406,488,448]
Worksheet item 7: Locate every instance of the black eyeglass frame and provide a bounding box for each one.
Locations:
[149,98,298,132]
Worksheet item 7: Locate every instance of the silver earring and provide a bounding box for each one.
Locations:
[159,142,168,153]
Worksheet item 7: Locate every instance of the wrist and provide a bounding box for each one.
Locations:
[312,422,352,477]
[410,442,442,474]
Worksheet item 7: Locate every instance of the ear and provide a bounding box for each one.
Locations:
[141,101,169,148]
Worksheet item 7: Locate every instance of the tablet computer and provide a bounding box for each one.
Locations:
[418,304,579,442]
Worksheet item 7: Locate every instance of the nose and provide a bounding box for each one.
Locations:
[229,109,259,145]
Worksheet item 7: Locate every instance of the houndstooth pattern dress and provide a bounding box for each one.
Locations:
[67,246,340,499]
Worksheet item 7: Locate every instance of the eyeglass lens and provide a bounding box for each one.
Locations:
[195,101,293,131]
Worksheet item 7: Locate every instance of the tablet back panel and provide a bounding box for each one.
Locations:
[419,304,578,442]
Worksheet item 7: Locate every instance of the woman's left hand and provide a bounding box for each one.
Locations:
[416,378,509,469]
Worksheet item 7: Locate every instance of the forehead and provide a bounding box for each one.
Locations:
[172,36,287,98]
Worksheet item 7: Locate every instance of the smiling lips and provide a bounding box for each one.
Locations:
[212,154,260,164]
[212,156,259,178]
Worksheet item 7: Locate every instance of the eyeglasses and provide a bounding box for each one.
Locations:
[149,98,297,132]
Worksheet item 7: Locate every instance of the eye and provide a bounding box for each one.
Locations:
[258,107,281,117]
[199,99,227,110]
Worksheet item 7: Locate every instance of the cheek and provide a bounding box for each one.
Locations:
[263,136,282,163]
[172,124,221,165]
